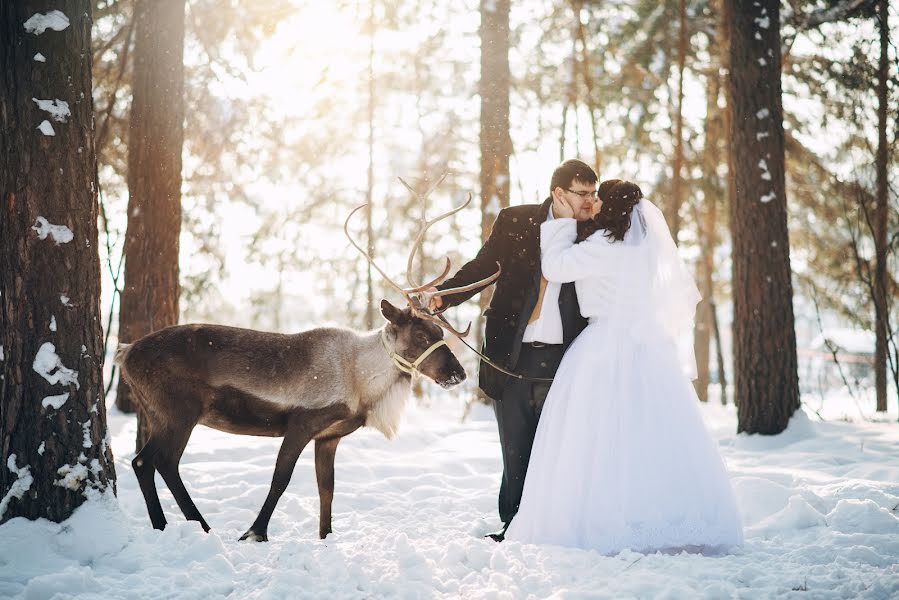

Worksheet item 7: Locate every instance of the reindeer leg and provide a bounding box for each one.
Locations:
[153,424,211,533]
[240,405,352,542]
[314,436,341,539]
[240,421,314,542]
[133,437,167,530]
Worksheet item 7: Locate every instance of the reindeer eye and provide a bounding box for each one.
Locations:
[416,332,429,344]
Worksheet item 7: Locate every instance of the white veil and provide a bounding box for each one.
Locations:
[626,199,702,380]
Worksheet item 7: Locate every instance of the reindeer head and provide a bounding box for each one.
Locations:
[380,299,465,388]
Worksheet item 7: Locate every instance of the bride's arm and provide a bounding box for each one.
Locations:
[540,218,615,283]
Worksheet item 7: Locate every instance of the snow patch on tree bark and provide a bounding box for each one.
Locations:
[32,217,73,244]
[32,98,70,123]
[32,342,80,388]
[0,456,34,520]
[23,11,70,35]
[42,392,70,410]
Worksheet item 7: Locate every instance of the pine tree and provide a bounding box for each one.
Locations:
[114,0,185,450]
[726,0,800,434]
[1,0,116,523]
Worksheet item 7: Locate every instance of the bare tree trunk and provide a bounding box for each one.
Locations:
[478,0,512,300]
[1,0,117,524]
[726,0,800,434]
[669,0,687,242]
[115,0,185,452]
[559,102,569,162]
[720,0,736,408]
[573,0,602,175]
[873,0,889,413]
[712,300,729,405]
[479,0,511,358]
[694,53,723,402]
[365,0,376,331]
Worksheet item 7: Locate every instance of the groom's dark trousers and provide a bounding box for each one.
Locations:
[437,198,587,526]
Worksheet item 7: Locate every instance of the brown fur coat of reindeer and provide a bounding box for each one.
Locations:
[116,190,498,541]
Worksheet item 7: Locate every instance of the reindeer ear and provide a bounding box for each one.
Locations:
[380,299,405,324]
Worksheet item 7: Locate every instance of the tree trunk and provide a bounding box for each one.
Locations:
[726,0,800,434]
[720,0,735,408]
[365,0,376,331]
[873,0,888,413]
[115,0,185,451]
[694,49,723,402]
[478,0,511,356]
[1,0,117,524]
[573,0,602,176]
[669,0,687,242]
[712,301,729,406]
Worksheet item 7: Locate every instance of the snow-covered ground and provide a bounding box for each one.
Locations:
[1,392,898,599]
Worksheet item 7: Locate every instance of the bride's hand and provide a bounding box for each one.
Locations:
[553,195,575,219]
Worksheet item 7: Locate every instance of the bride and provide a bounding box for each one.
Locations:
[504,179,743,554]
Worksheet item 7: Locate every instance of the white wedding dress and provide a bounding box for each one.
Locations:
[504,199,743,555]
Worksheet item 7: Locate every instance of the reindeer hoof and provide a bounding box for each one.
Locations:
[239,529,268,542]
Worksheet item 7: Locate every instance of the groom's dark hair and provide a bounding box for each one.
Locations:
[550,159,598,194]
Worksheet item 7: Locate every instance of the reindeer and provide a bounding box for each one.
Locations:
[116,191,499,541]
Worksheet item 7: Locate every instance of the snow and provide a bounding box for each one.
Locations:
[756,108,770,120]
[60,295,71,307]
[55,462,90,491]
[41,392,69,410]
[37,120,55,136]
[33,53,46,62]
[0,455,34,521]
[32,342,79,389]
[32,216,73,245]
[0,395,897,599]
[82,420,92,448]
[37,443,45,456]
[760,191,776,203]
[754,16,770,30]
[23,11,70,35]
[32,98,70,123]
[758,159,772,182]
[49,316,56,332]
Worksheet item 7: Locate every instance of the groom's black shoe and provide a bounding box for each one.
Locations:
[484,524,509,542]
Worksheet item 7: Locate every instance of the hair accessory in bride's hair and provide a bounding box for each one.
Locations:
[577,180,644,242]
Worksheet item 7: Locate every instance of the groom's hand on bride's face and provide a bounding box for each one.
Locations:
[553,195,575,219]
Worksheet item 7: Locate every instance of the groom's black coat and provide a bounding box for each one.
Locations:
[436,198,588,400]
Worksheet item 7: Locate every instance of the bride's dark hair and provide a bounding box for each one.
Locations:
[576,179,644,242]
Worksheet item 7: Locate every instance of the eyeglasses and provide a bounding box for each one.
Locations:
[565,188,599,199]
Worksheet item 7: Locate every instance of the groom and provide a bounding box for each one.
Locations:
[431,159,596,541]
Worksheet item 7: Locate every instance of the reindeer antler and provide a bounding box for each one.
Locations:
[345,174,501,338]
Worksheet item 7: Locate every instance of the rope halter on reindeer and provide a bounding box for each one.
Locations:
[379,328,447,378]
[344,173,501,378]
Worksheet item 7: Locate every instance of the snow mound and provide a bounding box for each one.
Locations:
[827,499,899,534]
[750,495,827,535]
